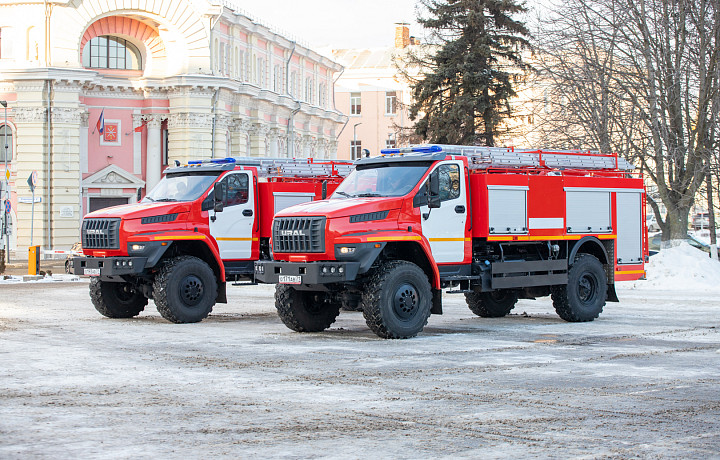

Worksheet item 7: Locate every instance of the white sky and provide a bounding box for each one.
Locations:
[240,0,422,49]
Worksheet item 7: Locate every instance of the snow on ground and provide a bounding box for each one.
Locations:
[620,242,720,292]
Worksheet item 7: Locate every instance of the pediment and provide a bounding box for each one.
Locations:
[82,165,145,189]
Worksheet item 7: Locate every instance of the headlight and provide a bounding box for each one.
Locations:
[339,246,356,254]
[131,244,145,251]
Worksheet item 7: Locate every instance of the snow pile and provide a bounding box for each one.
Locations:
[622,242,720,292]
[0,273,81,284]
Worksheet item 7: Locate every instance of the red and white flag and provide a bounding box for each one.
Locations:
[96,109,105,135]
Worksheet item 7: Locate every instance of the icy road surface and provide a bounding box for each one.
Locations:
[1,279,719,458]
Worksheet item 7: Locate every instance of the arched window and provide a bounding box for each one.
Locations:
[82,36,142,70]
[0,124,13,162]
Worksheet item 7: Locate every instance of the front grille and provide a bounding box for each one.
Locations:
[82,218,121,249]
[273,216,326,253]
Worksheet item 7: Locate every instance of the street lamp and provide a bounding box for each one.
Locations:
[1,100,8,263]
[352,123,362,160]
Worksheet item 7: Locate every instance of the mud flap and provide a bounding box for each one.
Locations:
[216,282,227,304]
[430,288,443,314]
[606,283,619,302]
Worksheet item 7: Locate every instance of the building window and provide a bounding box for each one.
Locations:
[318,83,326,108]
[385,91,397,115]
[0,124,13,162]
[351,140,362,160]
[385,133,396,149]
[82,36,142,70]
[239,50,245,81]
[162,128,169,166]
[256,57,266,86]
[273,64,281,92]
[350,92,361,115]
[305,77,314,103]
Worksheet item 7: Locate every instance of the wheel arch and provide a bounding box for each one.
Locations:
[381,241,440,289]
[569,236,609,265]
[164,240,226,303]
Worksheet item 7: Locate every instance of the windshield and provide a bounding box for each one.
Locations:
[332,163,430,198]
[142,173,218,203]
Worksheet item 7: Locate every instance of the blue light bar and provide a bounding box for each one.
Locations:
[380,145,443,155]
[187,157,237,165]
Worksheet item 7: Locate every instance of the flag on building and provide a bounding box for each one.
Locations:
[96,109,105,135]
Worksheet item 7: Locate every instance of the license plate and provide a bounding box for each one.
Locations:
[84,268,100,276]
[278,275,301,284]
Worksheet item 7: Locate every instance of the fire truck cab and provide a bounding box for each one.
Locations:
[73,157,352,323]
[255,145,647,339]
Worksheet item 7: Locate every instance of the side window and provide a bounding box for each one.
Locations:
[224,173,249,207]
[438,164,460,202]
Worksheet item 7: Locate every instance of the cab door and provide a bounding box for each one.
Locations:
[209,171,255,260]
[419,161,467,263]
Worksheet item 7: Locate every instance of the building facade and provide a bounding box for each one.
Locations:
[333,25,422,160]
[0,0,346,255]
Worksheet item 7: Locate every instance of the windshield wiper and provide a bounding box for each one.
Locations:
[355,192,383,197]
[153,198,178,202]
[144,196,155,202]
[334,191,355,198]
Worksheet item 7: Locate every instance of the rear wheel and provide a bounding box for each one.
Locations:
[275,285,341,332]
[90,277,147,318]
[551,254,607,322]
[464,290,518,317]
[361,261,432,339]
[153,256,217,323]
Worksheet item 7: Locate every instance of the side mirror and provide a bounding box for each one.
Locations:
[213,182,225,213]
[428,170,441,209]
[321,180,328,200]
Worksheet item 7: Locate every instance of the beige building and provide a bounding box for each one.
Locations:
[332,25,423,160]
[0,0,346,256]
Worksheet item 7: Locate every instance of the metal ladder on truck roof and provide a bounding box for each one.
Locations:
[430,145,635,171]
[191,156,355,178]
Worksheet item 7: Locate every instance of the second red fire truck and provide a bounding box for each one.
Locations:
[255,145,647,339]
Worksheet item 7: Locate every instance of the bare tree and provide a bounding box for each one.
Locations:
[533,0,720,242]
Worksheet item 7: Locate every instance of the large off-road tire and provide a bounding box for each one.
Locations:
[153,256,217,323]
[275,284,341,332]
[361,261,432,339]
[551,254,607,322]
[464,290,518,318]
[89,277,147,318]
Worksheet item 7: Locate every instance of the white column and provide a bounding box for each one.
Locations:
[145,115,162,191]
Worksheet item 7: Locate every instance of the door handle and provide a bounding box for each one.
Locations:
[242,209,253,217]
[454,205,465,214]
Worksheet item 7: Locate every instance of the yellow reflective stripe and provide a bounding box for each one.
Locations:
[153,235,206,241]
[428,237,467,242]
[366,235,422,242]
[488,234,617,242]
[615,270,645,275]
[215,237,258,242]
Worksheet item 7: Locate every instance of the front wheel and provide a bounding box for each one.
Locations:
[464,290,518,317]
[275,285,341,332]
[153,256,218,323]
[89,278,147,318]
[551,254,607,322]
[361,261,432,339]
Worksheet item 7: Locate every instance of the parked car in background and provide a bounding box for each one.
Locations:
[65,242,83,274]
[649,234,719,258]
[646,214,660,232]
[692,212,711,230]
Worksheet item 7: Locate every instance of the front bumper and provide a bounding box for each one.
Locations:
[72,256,147,277]
[254,260,361,285]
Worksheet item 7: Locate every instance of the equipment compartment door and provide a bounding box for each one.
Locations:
[209,171,255,260]
[616,191,643,264]
[420,161,467,263]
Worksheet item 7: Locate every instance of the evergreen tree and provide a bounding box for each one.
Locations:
[409,0,530,146]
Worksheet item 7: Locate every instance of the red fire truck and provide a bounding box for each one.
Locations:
[255,145,647,339]
[72,157,353,323]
